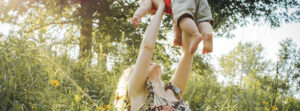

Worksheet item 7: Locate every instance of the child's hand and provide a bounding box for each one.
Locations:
[131,16,141,27]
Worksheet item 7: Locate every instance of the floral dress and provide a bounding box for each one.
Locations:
[126,78,190,111]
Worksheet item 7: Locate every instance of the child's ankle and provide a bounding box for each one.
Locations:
[203,33,212,39]
[192,32,202,38]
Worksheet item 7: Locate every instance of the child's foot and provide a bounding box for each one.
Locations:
[173,33,182,46]
[172,25,182,46]
[202,33,213,54]
[173,36,182,46]
[189,33,203,54]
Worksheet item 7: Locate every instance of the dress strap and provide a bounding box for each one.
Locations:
[165,82,182,97]
[140,77,155,110]
[146,77,154,92]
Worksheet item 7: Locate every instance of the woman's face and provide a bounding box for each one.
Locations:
[148,62,162,79]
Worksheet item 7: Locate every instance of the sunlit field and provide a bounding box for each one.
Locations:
[0,0,300,111]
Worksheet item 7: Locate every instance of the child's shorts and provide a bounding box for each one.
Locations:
[171,0,213,28]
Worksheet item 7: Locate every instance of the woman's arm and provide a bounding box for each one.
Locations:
[171,32,195,97]
[128,4,165,96]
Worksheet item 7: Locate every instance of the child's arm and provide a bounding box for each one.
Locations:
[131,0,152,27]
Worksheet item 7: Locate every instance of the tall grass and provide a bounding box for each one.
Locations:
[1,36,299,111]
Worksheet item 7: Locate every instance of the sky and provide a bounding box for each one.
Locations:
[0,23,10,36]
[213,23,300,62]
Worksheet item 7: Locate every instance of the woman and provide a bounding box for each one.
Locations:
[115,0,196,110]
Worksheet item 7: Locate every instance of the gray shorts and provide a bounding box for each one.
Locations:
[171,0,213,28]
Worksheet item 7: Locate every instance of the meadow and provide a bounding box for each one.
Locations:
[0,0,300,110]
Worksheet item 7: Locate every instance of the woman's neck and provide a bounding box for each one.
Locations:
[152,80,165,93]
[149,78,165,90]
[149,78,179,102]
[148,76,162,86]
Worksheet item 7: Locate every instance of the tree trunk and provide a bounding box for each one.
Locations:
[97,50,107,72]
[79,0,94,64]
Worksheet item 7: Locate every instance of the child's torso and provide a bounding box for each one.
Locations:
[152,0,173,15]
[164,0,172,15]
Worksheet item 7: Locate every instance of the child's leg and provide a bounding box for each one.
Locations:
[197,21,213,54]
[173,24,182,46]
[178,16,203,54]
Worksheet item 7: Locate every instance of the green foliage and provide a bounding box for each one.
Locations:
[0,0,300,110]
[209,0,300,37]
[1,31,300,111]
[183,40,300,111]
[0,36,116,110]
[277,38,300,96]
[219,42,270,81]
[1,0,300,62]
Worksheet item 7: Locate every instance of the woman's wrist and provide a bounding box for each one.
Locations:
[157,4,165,11]
[156,6,165,16]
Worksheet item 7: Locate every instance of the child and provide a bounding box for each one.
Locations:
[131,0,214,54]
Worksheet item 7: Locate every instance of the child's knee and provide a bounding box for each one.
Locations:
[178,14,194,27]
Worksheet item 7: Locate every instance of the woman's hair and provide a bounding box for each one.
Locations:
[114,65,135,110]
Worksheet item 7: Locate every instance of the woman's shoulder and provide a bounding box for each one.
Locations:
[130,94,147,110]
[128,83,148,110]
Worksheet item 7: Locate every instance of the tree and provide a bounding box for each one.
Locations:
[219,42,271,110]
[209,0,300,37]
[1,1,300,110]
[277,38,300,97]
[219,42,270,83]
[0,0,138,65]
[1,0,299,64]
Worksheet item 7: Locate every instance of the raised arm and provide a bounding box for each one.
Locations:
[128,3,165,96]
[171,32,195,97]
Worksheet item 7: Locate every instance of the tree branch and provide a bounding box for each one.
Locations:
[25,20,74,33]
